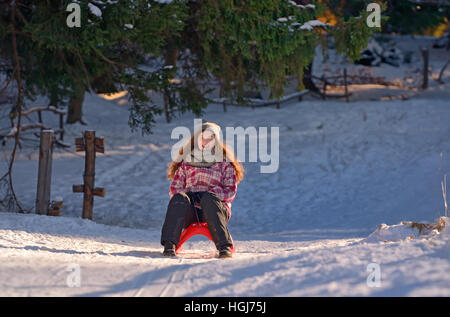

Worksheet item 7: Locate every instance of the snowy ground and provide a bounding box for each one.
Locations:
[1,35,449,296]
[7,84,450,235]
[0,212,448,296]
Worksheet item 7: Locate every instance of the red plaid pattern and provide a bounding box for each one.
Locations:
[169,161,238,216]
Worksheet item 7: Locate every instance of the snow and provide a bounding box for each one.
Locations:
[275,18,329,32]
[363,217,449,243]
[299,20,329,31]
[154,0,174,4]
[0,213,448,296]
[9,93,447,233]
[1,35,450,296]
[287,1,315,9]
[88,3,102,18]
[314,35,450,90]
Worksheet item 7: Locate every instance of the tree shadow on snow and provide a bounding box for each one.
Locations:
[0,243,164,259]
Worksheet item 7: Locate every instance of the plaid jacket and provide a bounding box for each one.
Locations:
[169,160,238,216]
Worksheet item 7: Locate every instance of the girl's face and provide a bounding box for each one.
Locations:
[197,130,215,150]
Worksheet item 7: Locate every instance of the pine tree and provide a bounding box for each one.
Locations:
[131,0,380,132]
[383,0,448,35]
[0,0,186,125]
[1,0,378,135]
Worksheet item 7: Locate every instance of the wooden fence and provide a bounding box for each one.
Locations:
[73,130,105,220]
[35,129,63,216]
[3,106,67,147]
[35,130,105,219]
[306,68,392,102]
[213,90,310,110]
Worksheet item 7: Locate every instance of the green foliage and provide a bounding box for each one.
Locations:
[129,0,334,131]
[329,2,387,62]
[383,0,448,35]
[193,0,324,99]
[0,0,377,134]
[0,0,186,125]
[324,0,448,36]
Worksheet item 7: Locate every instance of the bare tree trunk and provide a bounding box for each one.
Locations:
[163,90,171,123]
[2,2,25,212]
[36,130,54,215]
[421,47,429,89]
[66,82,85,124]
[438,59,449,84]
[48,88,59,107]
[163,41,179,123]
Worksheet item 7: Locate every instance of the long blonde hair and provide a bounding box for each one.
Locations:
[167,124,244,183]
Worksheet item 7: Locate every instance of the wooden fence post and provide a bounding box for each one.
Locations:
[421,47,429,89]
[344,68,349,103]
[59,113,64,141]
[219,79,227,112]
[321,75,327,100]
[37,110,43,127]
[36,130,54,215]
[73,130,105,220]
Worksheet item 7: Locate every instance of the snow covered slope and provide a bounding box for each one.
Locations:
[0,212,448,296]
[6,88,450,237]
[1,37,450,295]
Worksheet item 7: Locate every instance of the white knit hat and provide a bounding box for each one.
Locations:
[196,122,222,141]
[174,121,224,164]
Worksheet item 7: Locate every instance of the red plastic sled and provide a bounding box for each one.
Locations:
[175,222,235,254]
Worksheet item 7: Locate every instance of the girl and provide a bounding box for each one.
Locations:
[161,122,244,258]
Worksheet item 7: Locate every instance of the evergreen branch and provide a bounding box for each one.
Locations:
[90,45,127,70]
[57,50,85,86]
[75,49,93,92]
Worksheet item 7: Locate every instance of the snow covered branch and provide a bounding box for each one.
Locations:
[20,106,66,117]
[287,1,315,9]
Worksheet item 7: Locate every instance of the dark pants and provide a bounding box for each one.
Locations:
[160,192,233,249]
